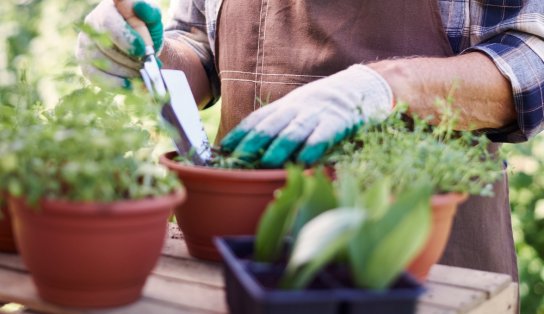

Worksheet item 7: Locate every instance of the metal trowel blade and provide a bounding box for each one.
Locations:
[160,69,212,166]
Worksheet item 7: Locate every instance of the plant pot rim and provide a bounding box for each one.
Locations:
[7,188,185,216]
[160,151,288,180]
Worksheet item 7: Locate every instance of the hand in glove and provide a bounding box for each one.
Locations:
[76,0,163,88]
[220,64,394,168]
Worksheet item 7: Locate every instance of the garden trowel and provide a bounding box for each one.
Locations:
[114,0,211,166]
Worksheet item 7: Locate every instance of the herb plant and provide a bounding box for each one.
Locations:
[328,102,502,196]
[0,84,180,204]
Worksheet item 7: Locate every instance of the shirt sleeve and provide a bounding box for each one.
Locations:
[164,0,220,108]
[465,0,544,143]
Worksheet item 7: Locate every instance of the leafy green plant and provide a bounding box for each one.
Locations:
[328,103,502,196]
[254,165,305,262]
[0,84,180,204]
[345,178,432,289]
[254,102,503,291]
[254,167,432,290]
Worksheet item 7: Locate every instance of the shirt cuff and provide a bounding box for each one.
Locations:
[464,33,544,143]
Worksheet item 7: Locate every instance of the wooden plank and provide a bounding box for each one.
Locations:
[0,267,81,314]
[416,303,457,314]
[153,255,224,288]
[467,283,518,314]
[429,265,511,297]
[88,297,220,314]
[0,253,25,272]
[143,274,227,314]
[0,248,225,314]
[0,302,29,314]
[419,282,487,313]
[0,263,225,314]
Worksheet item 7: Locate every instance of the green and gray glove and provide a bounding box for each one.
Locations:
[76,0,163,88]
[220,64,394,168]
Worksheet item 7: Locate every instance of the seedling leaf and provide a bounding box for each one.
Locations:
[349,180,432,289]
[292,168,338,240]
[254,165,304,262]
[281,207,365,289]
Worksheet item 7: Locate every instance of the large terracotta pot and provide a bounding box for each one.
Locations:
[0,202,17,253]
[160,152,287,261]
[407,193,468,281]
[9,189,185,308]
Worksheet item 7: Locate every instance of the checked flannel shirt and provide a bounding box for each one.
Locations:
[165,0,544,143]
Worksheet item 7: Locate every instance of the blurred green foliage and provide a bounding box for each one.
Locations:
[505,140,544,314]
[0,0,97,103]
[1,0,543,312]
[0,0,220,142]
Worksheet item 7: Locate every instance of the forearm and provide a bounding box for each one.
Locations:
[159,37,212,109]
[368,52,516,130]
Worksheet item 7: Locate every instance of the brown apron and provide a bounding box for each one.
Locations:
[215,0,518,282]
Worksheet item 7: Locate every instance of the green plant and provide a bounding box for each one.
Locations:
[328,102,502,196]
[254,167,432,290]
[0,84,180,204]
[253,102,503,291]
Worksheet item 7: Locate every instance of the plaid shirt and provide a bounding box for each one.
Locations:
[166,0,544,143]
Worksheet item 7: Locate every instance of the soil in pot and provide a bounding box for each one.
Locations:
[8,189,185,308]
[160,152,287,261]
[407,193,468,280]
[0,202,17,253]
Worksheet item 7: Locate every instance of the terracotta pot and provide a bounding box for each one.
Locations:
[407,193,468,281]
[0,202,17,253]
[9,189,185,308]
[159,152,287,261]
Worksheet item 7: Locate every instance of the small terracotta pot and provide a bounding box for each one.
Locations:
[160,152,287,261]
[407,193,468,281]
[0,202,17,253]
[9,189,185,308]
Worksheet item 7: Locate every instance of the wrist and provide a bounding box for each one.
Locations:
[347,64,394,122]
[366,59,427,117]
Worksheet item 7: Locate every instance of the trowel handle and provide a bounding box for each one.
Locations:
[113,0,154,51]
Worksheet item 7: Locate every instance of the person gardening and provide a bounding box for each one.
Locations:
[77,0,544,294]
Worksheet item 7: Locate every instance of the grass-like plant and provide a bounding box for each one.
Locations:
[255,167,432,290]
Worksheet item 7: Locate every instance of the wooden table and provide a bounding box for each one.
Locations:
[0,224,517,314]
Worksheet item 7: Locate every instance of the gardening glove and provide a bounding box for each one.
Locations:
[75,0,163,88]
[220,64,394,168]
